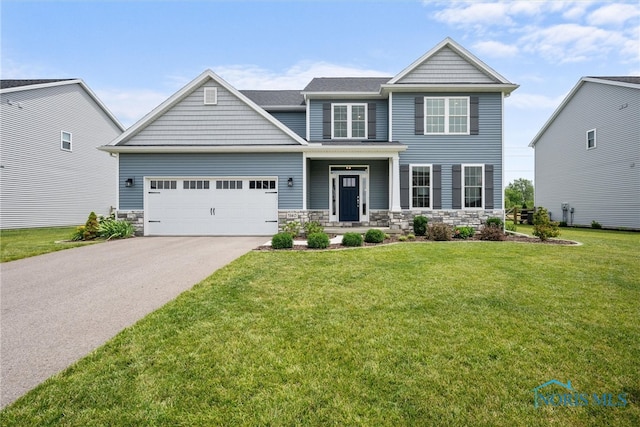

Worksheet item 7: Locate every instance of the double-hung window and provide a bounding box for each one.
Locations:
[332,104,367,139]
[463,165,483,208]
[425,97,469,134]
[61,131,72,151]
[410,165,431,209]
[586,129,596,149]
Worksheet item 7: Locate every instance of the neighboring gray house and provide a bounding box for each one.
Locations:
[100,38,518,236]
[1,79,124,229]
[529,77,640,229]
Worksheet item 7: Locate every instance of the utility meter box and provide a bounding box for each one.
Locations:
[561,203,569,211]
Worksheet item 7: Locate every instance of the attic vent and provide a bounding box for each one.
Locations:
[204,87,217,105]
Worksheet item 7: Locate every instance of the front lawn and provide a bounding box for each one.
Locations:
[0,226,99,262]
[1,228,638,425]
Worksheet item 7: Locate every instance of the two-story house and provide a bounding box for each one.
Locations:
[100,38,518,236]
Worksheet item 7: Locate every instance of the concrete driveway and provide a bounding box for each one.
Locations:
[0,236,265,408]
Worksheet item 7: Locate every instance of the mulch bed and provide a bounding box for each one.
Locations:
[255,233,578,251]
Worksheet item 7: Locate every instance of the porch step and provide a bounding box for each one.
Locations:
[324,226,403,235]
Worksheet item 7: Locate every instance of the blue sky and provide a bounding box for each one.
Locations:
[2,0,639,184]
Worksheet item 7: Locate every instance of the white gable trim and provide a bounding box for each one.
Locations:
[107,69,307,146]
[1,79,125,132]
[528,77,639,148]
[388,37,512,85]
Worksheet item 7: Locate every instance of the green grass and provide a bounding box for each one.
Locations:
[1,228,639,426]
[0,226,100,262]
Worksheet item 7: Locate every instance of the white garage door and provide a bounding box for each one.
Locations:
[145,177,278,236]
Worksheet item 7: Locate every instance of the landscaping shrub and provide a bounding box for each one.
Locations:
[428,223,452,241]
[342,232,363,247]
[479,225,506,241]
[532,207,560,241]
[591,220,602,229]
[559,221,568,227]
[413,215,428,236]
[271,232,293,249]
[364,229,385,243]
[505,223,517,232]
[486,217,504,229]
[398,235,407,242]
[82,212,100,240]
[283,221,301,238]
[307,232,330,249]
[70,226,86,241]
[453,226,475,239]
[407,233,416,240]
[303,220,324,236]
[98,217,134,240]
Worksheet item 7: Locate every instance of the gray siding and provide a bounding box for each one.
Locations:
[534,82,640,228]
[119,153,303,210]
[308,99,388,141]
[397,46,498,84]
[0,84,121,229]
[271,111,306,138]
[392,92,503,209]
[308,160,389,209]
[126,80,300,145]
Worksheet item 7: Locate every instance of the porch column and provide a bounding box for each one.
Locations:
[302,153,307,210]
[390,154,401,211]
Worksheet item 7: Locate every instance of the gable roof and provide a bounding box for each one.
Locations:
[529,76,640,147]
[104,69,308,149]
[240,90,305,111]
[385,37,518,94]
[1,79,75,89]
[0,78,125,131]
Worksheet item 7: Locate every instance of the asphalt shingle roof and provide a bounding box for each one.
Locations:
[0,79,75,89]
[588,76,640,85]
[303,77,392,92]
[240,90,305,107]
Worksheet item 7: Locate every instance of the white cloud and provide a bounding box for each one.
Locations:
[95,88,170,128]
[432,2,513,26]
[588,3,640,26]
[212,61,390,90]
[473,40,518,58]
[520,23,628,63]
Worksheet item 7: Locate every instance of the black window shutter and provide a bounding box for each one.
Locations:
[484,164,494,209]
[415,97,424,135]
[432,165,442,209]
[368,103,377,140]
[322,103,331,139]
[400,164,410,209]
[452,164,462,209]
[470,96,479,135]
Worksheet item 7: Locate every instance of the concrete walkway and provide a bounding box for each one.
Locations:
[0,236,264,408]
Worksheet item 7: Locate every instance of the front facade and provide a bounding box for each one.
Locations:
[101,38,518,236]
[530,77,640,229]
[1,80,124,229]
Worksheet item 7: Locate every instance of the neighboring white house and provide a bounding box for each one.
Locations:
[1,79,124,229]
[529,76,640,230]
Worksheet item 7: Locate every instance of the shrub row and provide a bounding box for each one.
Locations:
[71,212,134,241]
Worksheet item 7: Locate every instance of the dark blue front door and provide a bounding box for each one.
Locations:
[339,175,359,222]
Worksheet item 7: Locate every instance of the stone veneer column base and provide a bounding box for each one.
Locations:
[116,210,145,236]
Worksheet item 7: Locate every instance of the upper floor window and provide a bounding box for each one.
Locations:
[61,131,72,151]
[424,97,469,135]
[586,129,596,149]
[332,103,367,139]
[463,164,483,209]
[410,165,431,209]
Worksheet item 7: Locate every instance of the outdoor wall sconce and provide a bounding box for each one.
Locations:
[287,177,293,187]
[125,178,135,187]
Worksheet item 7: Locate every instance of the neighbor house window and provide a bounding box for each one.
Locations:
[587,129,596,149]
[332,104,367,139]
[463,165,483,208]
[424,97,469,134]
[61,131,72,151]
[411,165,431,209]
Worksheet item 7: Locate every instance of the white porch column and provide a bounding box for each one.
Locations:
[302,153,307,210]
[390,154,401,211]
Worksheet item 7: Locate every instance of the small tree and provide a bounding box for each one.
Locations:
[505,178,534,209]
[532,207,560,241]
[82,211,100,240]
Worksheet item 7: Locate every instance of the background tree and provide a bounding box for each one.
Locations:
[505,178,534,209]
